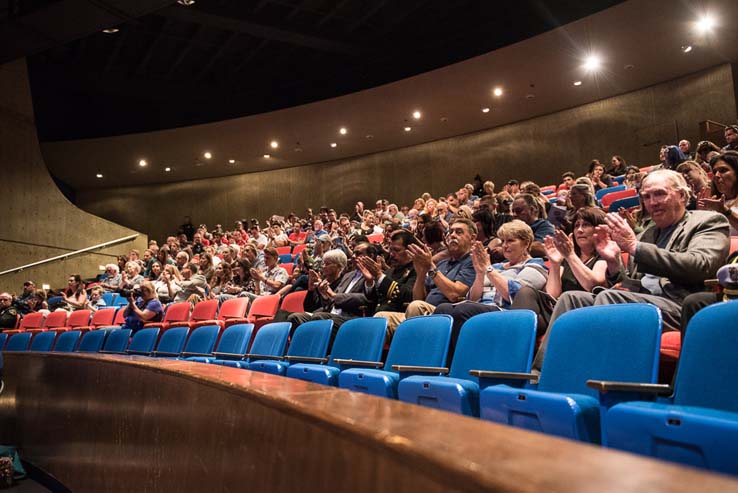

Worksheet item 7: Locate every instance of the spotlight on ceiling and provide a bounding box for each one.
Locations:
[493,87,503,97]
[263,154,271,159]
[573,80,583,86]
[412,110,422,119]
[270,141,279,149]
[481,107,490,113]
[228,159,236,164]
[582,55,602,72]
[681,45,693,53]
[177,0,195,5]
[96,173,103,178]
[165,167,172,172]
[330,143,337,148]
[102,28,119,34]
[695,14,715,33]
[339,127,347,135]
[139,159,147,167]
[203,151,212,159]
[404,126,412,132]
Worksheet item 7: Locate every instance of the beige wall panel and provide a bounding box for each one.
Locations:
[76,64,737,243]
[0,59,146,294]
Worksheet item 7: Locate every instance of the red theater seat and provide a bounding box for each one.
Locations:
[144,302,191,331]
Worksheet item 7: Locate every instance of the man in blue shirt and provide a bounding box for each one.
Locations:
[511,193,555,258]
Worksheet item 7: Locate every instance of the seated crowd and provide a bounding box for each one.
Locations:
[2,130,738,373]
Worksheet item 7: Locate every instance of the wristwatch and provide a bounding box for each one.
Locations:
[486,265,495,274]
[427,267,439,279]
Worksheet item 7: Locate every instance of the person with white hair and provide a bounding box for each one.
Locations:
[99,264,122,292]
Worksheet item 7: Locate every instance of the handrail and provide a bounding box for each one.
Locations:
[702,119,728,128]
[0,234,139,277]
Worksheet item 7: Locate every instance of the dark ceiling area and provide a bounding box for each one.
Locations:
[10,0,623,141]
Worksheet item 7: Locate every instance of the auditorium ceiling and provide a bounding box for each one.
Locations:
[4,0,738,189]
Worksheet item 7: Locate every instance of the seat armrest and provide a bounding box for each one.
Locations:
[332,358,383,368]
[244,353,283,361]
[470,370,538,381]
[98,350,125,355]
[152,350,181,357]
[391,365,449,374]
[125,349,152,356]
[181,351,212,358]
[284,355,329,363]
[213,351,245,359]
[586,380,672,395]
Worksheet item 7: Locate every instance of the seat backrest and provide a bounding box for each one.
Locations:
[595,184,625,200]
[539,304,661,396]
[30,331,57,351]
[278,253,293,264]
[215,323,254,355]
[78,330,107,352]
[248,322,291,358]
[292,244,307,256]
[101,292,116,306]
[449,310,537,381]
[248,295,280,318]
[601,188,637,210]
[608,195,641,213]
[90,307,116,327]
[112,307,126,326]
[156,326,190,354]
[102,328,132,352]
[384,314,453,372]
[217,298,249,321]
[189,299,219,322]
[328,318,387,367]
[67,309,92,327]
[280,263,294,276]
[280,291,307,313]
[183,325,219,355]
[54,330,81,352]
[0,333,7,350]
[276,246,292,255]
[44,310,69,328]
[674,301,738,410]
[19,312,46,330]
[286,320,333,358]
[5,332,32,351]
[367,233,384,244]
[127,327,160,354]
[730,236,738,255]
[162,302,191,323]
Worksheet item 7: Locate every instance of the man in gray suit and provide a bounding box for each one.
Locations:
[533,169,730,369]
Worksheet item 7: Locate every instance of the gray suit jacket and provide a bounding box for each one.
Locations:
[614,210,730,303]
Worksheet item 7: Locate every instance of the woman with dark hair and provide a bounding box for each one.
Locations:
[698,151,738,235]
[586,159,613,191]
[422,219,447,262]
[676,160,711,209]
[608,155,628,176]
[62,274,88,311]
[156,245,175,266]
[695,140,722,170]
[472,208,495,245]
[511,207,608,334]
[198,252,215,283]
[623,166,642,190]
[209,262,233,297]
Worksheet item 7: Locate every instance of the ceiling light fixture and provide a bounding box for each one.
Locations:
[330,143,337,148]
[404,126,412,132]
[139,159,147,167]
[270,141,279,149]
[96,173,103,178]
[695,14,715,33]
[573,80,582,86]
[177,0,195,5]
[681,45,693,53]
[102,28,119,34]
[165,167,171,172]
[203,151,212,159]
[582,54,602,72]
[493,87,503,97]
[263,154,271,159]
[481,107,490,113]
[228,159,235,164]
[339,127,347,135]
[412,110,422,119]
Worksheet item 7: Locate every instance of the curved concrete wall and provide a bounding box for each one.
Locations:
[0,59,146,293]
[74,64,737,243]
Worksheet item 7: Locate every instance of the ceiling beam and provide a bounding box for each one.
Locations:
[345,0,388,33]
[314,0,350,29]
[133,18,170,75]
[165,23,201,77]
[159,6,357,55]
[194,31,239,82]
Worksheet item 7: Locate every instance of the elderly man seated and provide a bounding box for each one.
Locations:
[533,169,730,369]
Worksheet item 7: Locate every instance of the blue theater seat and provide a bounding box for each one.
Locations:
[53,330,81,352]
[338,314,452,399]
[248,319,332,376]
[186,323,254,364]
[398,310,537,416]
[5,332,31,351]
[150,326,190,358]
[286,317,387,386]
[100,329,132,354]
[218,322,290,369]
[177,325,220,359]
[124,327,160,356]
[29,331,57,351]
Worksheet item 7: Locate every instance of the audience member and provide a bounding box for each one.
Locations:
[123,280,163,334]
[0,293,18,329]
[698,151,738,235]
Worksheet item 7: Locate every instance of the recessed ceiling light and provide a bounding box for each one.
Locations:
[330,142,337,148]
[493,87,503,97]
[404,127,412,132]
[177,0,195,5]
[270,141,279,149]
[102,28,119,34]
[412,110,422,119]
[573,80,582,86]
[203,151,212,159]
[165,167,171,172]
[681,45,693,53]
[481,107,491,113]
[228,159,235,164]
[339,127,347,135]
[263,154,271,159]
[139,159,147,167]
[96,173,103,178]
[695,15,715,33]
[583,55,602,72]
[365,134,373,139]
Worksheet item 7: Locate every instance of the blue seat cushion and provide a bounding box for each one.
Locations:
[249,360,289,375]
[286,363,339,386]
[339,369,400,398]
[398,376,480,416]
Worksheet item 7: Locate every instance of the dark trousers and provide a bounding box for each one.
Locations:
[434,302,501,362]
[680,291,721,338]
[509,286,555,337]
